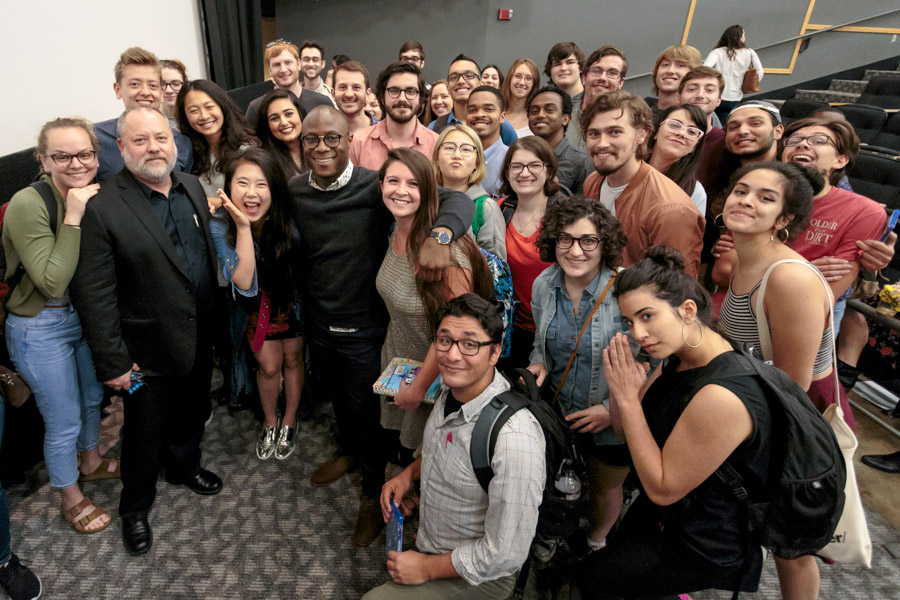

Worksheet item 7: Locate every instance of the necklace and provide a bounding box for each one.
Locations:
[514,209,545,234]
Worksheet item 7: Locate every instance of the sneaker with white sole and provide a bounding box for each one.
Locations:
[0,553,42,600]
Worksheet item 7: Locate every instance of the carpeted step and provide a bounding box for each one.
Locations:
[864,69,900,82]
[829,79,868,94]
[794,89,861,103]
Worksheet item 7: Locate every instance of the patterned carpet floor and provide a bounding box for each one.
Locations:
[5,380,900,599]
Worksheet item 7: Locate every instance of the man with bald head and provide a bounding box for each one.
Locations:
[70,107,223,557]
[292,106,475,547]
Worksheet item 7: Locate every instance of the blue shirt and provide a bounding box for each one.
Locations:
[483,139,509,197]
[95,118,193,183]
[428,109,518,146]
[209,212,259,297]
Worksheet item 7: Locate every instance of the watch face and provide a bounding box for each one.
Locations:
[432,231,452,244]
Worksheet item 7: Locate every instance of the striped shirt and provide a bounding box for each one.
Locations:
[416,371,546,585]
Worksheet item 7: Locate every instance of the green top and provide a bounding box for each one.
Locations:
[2,174,82,317]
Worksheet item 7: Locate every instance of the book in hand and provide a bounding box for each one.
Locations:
[386,499,404,554]
[373,357,423,397]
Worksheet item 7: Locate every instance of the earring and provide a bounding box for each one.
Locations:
[770,227,789,244]
[682,320,703,348]
[714,213,726,228]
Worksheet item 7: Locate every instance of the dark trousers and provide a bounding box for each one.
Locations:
[119,342,213,518]
[306,323,387,498]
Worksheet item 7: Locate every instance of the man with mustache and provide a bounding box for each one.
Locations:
[581,91,704,276]
[70,107,223,556]
[349,62,438,170]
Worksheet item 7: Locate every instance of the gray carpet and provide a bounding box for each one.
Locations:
[5,387,900,599]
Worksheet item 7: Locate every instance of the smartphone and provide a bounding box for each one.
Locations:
[386,499,403,554]
[880,209,899,243]
[127,371,145,395]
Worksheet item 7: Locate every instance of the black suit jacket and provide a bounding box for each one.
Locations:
[69,169,217,381]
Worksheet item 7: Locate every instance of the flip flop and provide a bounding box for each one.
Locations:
[63,497,111,534]
[79,457,121,482]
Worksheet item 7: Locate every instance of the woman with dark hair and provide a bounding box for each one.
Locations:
[160,59,188,128]
[575,245,775,598]
[4,118,114,534]
[254,89,306,176]
[209,148,303,460]
[501,59,540,138]
[376,148,493,459]
[716,162,840,600]
[648,103,708,215]
[481,65,504,89]
[528,195,632,554]
[498,136,566,365]
[422,80,451,125]
[177,79,258,197]
[704,25,763,120]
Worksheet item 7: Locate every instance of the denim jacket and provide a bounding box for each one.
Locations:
[530,264,625,446]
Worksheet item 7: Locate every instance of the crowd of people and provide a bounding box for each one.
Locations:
[0,23,896,600]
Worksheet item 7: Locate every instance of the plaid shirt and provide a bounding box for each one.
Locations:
[416,371,546,585]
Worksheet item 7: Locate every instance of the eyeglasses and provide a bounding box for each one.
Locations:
[448,71,479,84]
[509,161,546,175]
[440,142,477,157]
[587,66,622,80]
[162,80,183,92]
[400,54,423,64]
[47,150,97,167]
[784,133,835,147]
[434,336,495,356]
[300,134,343,149]
[266,38,294,48]
[512,73,534,83]
[556,233,601,251]
[386,87,420,100]
[660,119,704,141]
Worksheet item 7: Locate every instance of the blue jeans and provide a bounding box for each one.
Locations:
[5,307,104,489]
[0,398,10,565]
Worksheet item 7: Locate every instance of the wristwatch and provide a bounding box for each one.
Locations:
[428,231,452,245]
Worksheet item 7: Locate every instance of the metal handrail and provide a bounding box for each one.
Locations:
[625,7,900,81]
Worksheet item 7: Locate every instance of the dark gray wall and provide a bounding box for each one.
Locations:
[276,0,900,97]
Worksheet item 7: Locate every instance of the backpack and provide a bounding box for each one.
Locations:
[686,346,846,560]
[471,368,585,538]
[480,248,515,358]
[0,180,58,311]
[471,194,489,239]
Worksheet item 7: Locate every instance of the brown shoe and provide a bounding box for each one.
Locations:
[310,454,356,487]
[353,496,385,547]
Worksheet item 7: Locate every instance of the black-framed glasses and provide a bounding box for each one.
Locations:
[556,233,601,251]
[440,142,477,157]
[434,336,495,356]
[266,38,294,48]
[448,71,479,84]
[386,87,420,100]
[399,54,423,64]
[509,161,546,175]
[47,150,97,167]
[162,80,184,91]
[660,119,704,141]
[301,134,343,149]
[587,66,622,80]
[784,133,835,147]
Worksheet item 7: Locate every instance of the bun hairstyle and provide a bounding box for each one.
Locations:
[613,246,716,329]
[726,161,822,242]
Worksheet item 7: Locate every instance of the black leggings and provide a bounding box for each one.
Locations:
[574,499,758,600]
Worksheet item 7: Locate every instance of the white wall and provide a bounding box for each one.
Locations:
[0,0,208,156]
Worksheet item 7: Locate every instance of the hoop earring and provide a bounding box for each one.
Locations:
[770,227,789,244]
[714,213,726,228]
[682,320,703,348]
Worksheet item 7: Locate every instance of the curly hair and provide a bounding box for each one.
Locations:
[780,117,859,186]
[537,195,628,268]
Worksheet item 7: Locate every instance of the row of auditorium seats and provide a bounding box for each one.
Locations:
[780,98,900,153]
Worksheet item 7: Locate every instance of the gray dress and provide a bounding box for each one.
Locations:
[375,232,472,449]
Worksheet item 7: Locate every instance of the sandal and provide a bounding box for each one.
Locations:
[79,457,121,482]
[63,497,111,534]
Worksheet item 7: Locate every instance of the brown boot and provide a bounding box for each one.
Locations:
[353,496,385,547]
[310,454,356,487]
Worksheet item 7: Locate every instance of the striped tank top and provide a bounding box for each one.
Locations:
[719,279,834,376]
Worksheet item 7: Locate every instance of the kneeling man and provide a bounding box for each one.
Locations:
[364,294,545,600]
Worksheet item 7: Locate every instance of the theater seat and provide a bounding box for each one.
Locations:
[838,104,888,145]
[858,76,900,110]
[780,98,829,125]
[872,112,900,154]
[849,149,900,209]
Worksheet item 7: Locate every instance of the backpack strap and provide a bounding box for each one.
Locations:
[3,181,59,295]
[471,194,488,238]
[498,196,516,226]
[470,390,530,492]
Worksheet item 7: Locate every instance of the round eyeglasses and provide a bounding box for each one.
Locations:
[556,233,601,251]
[659,119,704,141]
[301,134,343,149]
[784,133,835,147]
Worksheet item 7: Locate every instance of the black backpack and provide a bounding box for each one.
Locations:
[0,180,58,309]
[685,346,846,560]
[470,368,585,598]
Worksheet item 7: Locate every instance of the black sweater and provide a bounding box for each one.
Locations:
[290,166,475,329]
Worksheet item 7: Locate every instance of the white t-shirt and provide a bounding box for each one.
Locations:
[703,47,763,102]
[599,179,628,217]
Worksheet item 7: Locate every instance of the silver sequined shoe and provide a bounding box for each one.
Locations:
[274,425,296,460]
[256,424,278,460]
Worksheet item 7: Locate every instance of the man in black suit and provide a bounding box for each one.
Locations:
[70,107,223,556]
